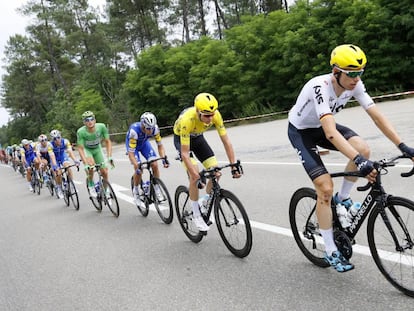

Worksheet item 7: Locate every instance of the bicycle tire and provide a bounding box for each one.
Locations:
[34,172,41,195]
[152,177,173,224]
[131,176,149,217]
[174,185,203,243]
[63,177,70,206]
[68,178,79,210]
[289,187,330,268]
[214,189,253,258]
[367,196,414,297]
[86,179,102,211]
[102,180,119,217]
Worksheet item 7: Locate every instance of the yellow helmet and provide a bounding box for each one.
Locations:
[330,44,367,70]
[194,93,218,114]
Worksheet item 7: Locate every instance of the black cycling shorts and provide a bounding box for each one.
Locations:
[288,122,358,180]
[174,134,215,163]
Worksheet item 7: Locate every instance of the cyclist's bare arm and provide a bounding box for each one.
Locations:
[366,105,405,150]
[103,137,112,159]
[157,144,169,168]
[219,134,241,178]
[77,144,89,165]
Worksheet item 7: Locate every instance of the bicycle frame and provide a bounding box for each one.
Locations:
[330,155,414,245]
[198,161,243,222]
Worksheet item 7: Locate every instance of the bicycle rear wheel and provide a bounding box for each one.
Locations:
[152,177,173,224]
[47,178,54,196]
[67,178,79,210]
[367,196,414,297]
[214,189,252,258]
[87,179,102,211]
[34,172,41,195]
[289,187,330,267]
[102,180,119,217]
[174,185,203,243]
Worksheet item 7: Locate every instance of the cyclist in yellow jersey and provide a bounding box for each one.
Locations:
[173,93,242,231]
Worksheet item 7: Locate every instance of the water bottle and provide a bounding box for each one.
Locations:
[142,181,150,195]
[336,204,351,228]
[347,202,361,222]
[198,194,210,214]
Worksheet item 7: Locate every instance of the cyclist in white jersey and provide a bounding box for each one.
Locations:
[288,44,414,272]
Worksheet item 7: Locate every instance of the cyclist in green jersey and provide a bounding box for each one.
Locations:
[76,111,113,198]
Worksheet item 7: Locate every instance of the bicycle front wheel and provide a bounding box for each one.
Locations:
[47,176,54,197]
[102,180,119,217]
[214,189,252,258]
[152,177,173,224]
[289,187,330,268]
[63,177,70,206]
[367,196,414,297]
[174,185,203,243]
[67,178,79,210]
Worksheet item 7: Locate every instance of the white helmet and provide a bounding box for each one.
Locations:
[140,112,157,129]
[50,129,61,139]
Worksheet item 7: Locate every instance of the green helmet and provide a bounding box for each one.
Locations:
[82,111,95,120]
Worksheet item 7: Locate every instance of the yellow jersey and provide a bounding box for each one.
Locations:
[173,107,227,145]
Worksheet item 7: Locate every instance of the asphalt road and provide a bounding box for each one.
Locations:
[0,98,413,310]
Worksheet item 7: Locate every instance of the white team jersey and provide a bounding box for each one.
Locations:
[288,74,375,129]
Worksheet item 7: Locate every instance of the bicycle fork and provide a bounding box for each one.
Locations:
[379,201,414,252]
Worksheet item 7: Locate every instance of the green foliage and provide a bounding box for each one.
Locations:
[0,0,413,145]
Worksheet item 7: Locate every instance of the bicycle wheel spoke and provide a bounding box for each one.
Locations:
[152,178,173,224]
[174,185,203,243]
[289,188,329,267]
[103,180,119,217]
[215,189,252,258]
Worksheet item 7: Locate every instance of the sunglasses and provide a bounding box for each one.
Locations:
[200,113,214,118]
[40,138,48,142]
[53,136,61,140]
[84,117,95,122]
[338,68,364,78]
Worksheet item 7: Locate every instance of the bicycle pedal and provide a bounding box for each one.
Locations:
[201,230,208,236]
[206,220,213,226]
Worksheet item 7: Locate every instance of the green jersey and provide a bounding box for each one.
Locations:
[77,123,109,149]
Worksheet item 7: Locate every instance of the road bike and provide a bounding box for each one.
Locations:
[289,154,414,297]
[60,163,80,210]
[130,157,173,224]
[86,162,119,217]
[175,160,253,258]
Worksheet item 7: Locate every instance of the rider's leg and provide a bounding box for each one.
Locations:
[313,174,336,255]
[338,136,371,201]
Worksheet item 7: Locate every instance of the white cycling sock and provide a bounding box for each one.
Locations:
[320,228,337,255]
[338,179,355,201]
[191,200,200,217]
